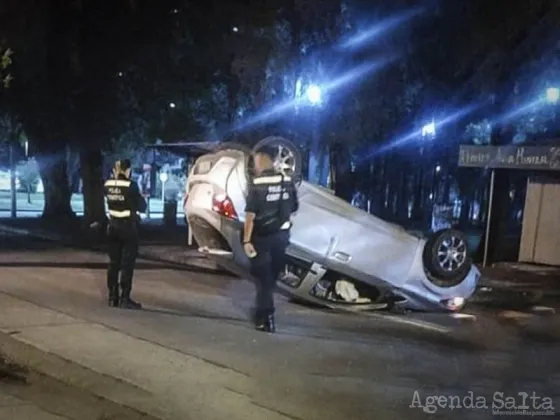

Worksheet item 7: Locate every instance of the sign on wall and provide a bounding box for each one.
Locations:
[458,145,560,170]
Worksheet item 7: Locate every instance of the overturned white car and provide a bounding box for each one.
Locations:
[167,137,479,312]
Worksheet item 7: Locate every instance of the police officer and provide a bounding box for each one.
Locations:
[104,159,147,309]
[243,147,299,333]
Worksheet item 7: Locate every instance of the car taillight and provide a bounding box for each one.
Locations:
[212,193,238,220]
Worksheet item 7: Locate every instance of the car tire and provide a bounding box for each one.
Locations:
[422,228,471,284]
[253,136,303,183]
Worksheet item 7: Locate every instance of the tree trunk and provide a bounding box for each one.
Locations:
[412,166,424,222]
[396,160,409,221]
[80,150,106,225]
[37,150,74,219]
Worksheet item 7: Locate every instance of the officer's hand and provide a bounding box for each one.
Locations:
[243,242,257,258]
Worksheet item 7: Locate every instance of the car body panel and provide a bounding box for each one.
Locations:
[296,182,419,284]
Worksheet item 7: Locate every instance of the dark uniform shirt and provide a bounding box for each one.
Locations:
[245,169,299,236]
[104,175,147,219]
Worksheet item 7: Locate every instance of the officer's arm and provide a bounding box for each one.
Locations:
[131,182,148,213]
[243,184,259,243]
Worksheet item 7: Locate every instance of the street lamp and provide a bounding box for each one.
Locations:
[546,87,559,104]
[232,26,239,32]
[169,102,176,109]
[305,84,322,105]
[435,165,441,173]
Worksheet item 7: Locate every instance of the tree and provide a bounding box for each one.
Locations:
[16,157,40,203]
[1,1,193,222]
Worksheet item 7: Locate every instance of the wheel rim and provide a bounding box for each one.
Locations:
[436,235,467,272]
[271,144,296,177]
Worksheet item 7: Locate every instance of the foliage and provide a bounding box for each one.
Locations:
[463,119,492,145]
[0,47,13,89]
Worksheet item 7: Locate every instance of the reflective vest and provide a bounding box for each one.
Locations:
[104,178,135,219]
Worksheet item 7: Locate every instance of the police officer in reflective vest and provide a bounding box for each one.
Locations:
[243,147,299,333]
[104,159,147,309]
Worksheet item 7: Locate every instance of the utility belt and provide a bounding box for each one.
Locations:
[253,219,291,237]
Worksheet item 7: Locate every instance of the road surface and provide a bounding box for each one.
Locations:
[0,231,558,419]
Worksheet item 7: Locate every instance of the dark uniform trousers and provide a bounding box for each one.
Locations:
[107,218,139,300]
[251,229,290,317]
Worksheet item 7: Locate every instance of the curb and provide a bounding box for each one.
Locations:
[0,223,232,276]
[0,330,164,419]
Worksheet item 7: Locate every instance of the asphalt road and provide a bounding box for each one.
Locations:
[0,232,558,419]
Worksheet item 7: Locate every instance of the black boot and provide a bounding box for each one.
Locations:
[254,310,266,331]
[108,288,119,307]
[264,314,276,333]
[255,312,275,333]
[119,294,142,310]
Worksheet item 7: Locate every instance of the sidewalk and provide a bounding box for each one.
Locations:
[0,391,66,420]
[0,282,438,420]
[1,349,157,420]
[0,294,296,420]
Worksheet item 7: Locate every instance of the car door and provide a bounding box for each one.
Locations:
[289,183,340,262]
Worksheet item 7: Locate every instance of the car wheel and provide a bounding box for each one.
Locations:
[253,136,302,184]
[422,228,471,284]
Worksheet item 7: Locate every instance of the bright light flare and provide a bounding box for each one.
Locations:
[169,102,176,109]
[361,103,480,161]
[492,98,541,126]
[338,8,423,50]
[546,87,559,104]
[306,84,322,105]
[233,58,392,131]
[435,165,441,173]
[422,121,436,137]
